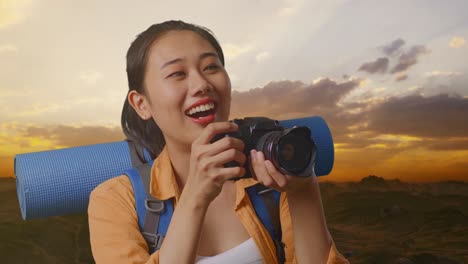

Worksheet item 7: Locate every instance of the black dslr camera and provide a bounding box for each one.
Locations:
[211,117,317,180]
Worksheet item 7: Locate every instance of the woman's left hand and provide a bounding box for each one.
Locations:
[249,149,317,193]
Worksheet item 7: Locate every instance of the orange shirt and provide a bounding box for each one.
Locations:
[88,146,349,264]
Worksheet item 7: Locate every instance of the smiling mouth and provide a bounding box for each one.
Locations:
[185,102,217,119]
[188,109,215,118]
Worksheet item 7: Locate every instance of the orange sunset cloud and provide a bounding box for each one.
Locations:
[2,79,467,182]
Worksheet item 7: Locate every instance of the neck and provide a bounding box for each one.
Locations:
[165,139,192,191]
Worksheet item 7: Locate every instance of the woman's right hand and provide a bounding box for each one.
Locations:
[183,121,247,207]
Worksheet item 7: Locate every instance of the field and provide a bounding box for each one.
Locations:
[1,176,467,264]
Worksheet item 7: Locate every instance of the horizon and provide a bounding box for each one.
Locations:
[2,172,466,184]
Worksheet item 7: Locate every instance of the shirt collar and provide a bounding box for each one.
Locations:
[149,145,259,209]
[149,146,180,202]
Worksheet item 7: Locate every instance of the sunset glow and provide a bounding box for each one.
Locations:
[1,0,467,182]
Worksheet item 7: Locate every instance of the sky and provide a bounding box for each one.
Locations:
[1,0,467,182]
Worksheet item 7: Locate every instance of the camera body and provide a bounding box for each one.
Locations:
[211,117,317,180]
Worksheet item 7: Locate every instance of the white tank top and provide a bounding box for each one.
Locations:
[195,238,264,264]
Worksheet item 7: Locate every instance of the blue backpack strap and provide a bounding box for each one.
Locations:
[157,198,174,242]
[125,158,174,254]
[246,184,285,264]
[125,166,148,230]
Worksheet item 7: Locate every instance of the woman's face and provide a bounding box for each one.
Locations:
[131,30,232,148]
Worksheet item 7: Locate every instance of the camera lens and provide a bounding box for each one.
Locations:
[277,132,312,173]
[256,127,314,175]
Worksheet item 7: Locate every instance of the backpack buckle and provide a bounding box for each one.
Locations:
[142,232,164,252]
[145,198,165,213]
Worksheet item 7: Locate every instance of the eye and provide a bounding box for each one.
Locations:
[167,71,185,78]
[204,64,220,71]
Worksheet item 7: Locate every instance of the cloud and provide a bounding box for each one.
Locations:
[230,78,468,152]
[223,43,254,60]
[0,44,18,53]
[421,70,468,97]
[16,103,62,116]
[357,40,429,79]
[390,45,430,74]
[230,78,366,149]
[366,93,468,138]
[358,57,389,74]
[408,85,422,91]
[230,78,361,120]
[0,0,33,29]
[23,125,125,147]
[424,71,463,78]
[395,73,408,82]
[449,36,466,48]
[0,123,125,155]
[382,38,405,56]
[425,138,468,151]
[230,79,468,153]
[374,87,386,93]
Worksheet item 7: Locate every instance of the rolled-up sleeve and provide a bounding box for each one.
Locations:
[88,175,160,264]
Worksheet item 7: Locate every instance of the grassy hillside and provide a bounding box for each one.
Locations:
[321,177,468,264]
[1,176,467,264]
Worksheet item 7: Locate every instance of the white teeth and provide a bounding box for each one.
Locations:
[187,102,215,115]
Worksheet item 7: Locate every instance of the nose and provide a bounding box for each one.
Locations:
[188,70,213,96]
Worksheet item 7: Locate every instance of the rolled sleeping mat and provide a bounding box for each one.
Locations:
[14,116,334,220]
[15,140,152,220]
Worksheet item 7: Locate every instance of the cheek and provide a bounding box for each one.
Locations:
[151,87,186,112]
[147,93,185,131]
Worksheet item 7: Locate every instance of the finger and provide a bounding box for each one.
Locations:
[264,160,288,188]
[251,150,279,188]
[194,121,238,145]
[205,135,245,157]
[249,150,258,181]
[216,166,246,182]
[207,148,247,167]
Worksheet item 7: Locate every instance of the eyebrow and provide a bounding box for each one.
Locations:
[160,52,219,70]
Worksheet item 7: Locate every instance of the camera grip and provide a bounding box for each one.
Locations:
[209,132,244,170]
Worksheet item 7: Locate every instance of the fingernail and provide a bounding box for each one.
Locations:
[250,150,256,160]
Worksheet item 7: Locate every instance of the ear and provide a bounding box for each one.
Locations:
[127,90,152,120]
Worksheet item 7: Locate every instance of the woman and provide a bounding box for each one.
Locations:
[88,20,349,264]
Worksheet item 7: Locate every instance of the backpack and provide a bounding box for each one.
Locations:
[123,142,286,263]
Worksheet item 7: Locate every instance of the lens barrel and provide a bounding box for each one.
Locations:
[257,127,316,177]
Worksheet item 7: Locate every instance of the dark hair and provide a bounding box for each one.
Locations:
[121,20,225,159]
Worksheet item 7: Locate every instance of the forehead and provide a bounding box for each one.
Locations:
[147,30,217,64]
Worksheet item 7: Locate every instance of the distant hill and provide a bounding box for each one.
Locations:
[321,175,468,196]
[1,177,467,264]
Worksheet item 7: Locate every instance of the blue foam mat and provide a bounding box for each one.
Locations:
[15,141,139,220]
[15,116,334,220]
